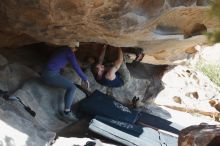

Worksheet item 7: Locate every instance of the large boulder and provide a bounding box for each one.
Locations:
[0,107,55,146]
[179,124,220,146]
[10,77,88,131]
[0,53,156,131]
[193,43,220,65]
[0,0,218,64]
[0,63,39,92]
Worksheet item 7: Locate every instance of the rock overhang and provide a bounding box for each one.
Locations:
[0,0,218,65]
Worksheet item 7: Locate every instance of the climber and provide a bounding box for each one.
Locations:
[92,44,144,88]
[41,43,89,122]
[92,45,125,88]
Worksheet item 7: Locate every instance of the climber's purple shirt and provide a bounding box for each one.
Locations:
[45,47,88,81]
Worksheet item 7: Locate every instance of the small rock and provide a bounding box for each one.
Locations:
[179,125,220,146]
[185,92,199,99]
[173,96,182,104]
[215,103,220,112]
[209,100,217,107]
[191,92,199,99]
[185,46,197,54]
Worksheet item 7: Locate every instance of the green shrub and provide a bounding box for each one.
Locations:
[196,59,220,87]
[208,0,220,43]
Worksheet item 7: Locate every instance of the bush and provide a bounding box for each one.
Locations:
[196,59,220,87]
[208,0,220,43]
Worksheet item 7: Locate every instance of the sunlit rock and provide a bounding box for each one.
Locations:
[155,65,220,120]
[0,0,218,64]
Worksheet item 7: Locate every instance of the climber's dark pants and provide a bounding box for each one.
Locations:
[41,69,76,110]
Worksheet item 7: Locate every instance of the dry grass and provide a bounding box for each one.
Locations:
[196,59,220,87]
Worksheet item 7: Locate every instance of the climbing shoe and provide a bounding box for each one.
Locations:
[134,47,144,62]
[62,111,79,122]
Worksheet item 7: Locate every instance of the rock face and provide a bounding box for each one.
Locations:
[179,124,220,146]
[0,54,56,145]
[154,43,220,122]
[0,105,55,146]
[0,56,84,131]
[0,51,155,128]
[0,0,218,64]
[1,42,220,145]
[195,43,220,65]
[0,51,161,145]
[155,65,220,120]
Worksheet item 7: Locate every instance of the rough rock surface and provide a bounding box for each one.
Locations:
[0,31,37,48]
[0,1,220,145]
[0,99,55,146]
[179,124,220,146]
[0,0,218,64]
[155,65,220,120]
[0,63,39,92]
[1,41,220,145]
[193,43,220,65]
[0,62,84,131]
[0,52,158,145]
[0,52,153,129]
